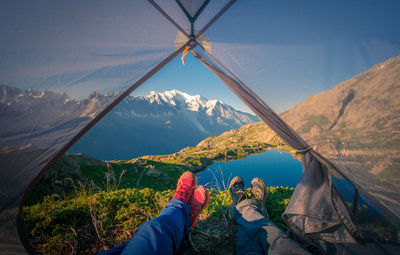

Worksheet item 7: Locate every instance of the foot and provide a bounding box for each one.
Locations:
[251,177,268,217]
[189,185,209,228]
[173,171,197,204]
[229,176,247,206]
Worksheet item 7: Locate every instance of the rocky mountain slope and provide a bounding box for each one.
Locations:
[69,90,258,160]
[280,56,400,215]
[282,55,400,156]
[281,55,400,180]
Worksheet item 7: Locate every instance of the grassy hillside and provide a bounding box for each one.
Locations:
[22,122,299,254]
[23,185,295,254]
[26,121,295,206]
[22,111,398,254]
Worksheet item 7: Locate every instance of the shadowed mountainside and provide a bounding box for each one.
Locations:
[281,55,400,216]
[282,55,400,156]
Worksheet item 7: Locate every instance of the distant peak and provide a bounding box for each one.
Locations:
[133,89,244,115]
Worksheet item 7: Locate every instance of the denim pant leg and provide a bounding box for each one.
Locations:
[231,199,311,255]
[98,198,190,255]
[98,243,127,255]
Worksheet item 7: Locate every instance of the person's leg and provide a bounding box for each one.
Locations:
[232,199,312,255]
[230,177,311,255]
[98,243,127,255]
[229,176,264,255]
[100,171,209,255]
[97,198,189,255]
[120,171,198,255]
[121,198,190,255]
[236,223,264,255]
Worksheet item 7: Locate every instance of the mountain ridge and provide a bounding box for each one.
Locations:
[69,89,259,160]
[0,84,116,149]
[0,84,258,160]
[281,55,400,155]
[118,89,256,125]
[280,55,400,214]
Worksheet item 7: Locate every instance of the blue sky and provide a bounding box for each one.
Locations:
[1,0,400,113]
[136,0,400,113]
[133,53,249,112]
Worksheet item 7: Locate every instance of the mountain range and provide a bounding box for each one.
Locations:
[2,55,399,212]
[0,84,116,150]
[69,90,259,159]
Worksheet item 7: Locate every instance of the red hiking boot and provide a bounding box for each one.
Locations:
[189,185,209,228]
[173,171,197,204]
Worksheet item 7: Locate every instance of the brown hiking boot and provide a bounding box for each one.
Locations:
[251,177,268,217]
[229,176,247,206]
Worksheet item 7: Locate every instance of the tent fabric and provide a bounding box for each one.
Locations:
[0,0,182,210]
[0,0,399,254]
[283,154,360,246]
[198,0,400,222]
[191,49,362,248]
[178,0,208,18]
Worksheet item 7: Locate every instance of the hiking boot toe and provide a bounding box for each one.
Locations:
[173,171,197,204]
[229,176,247,206]
[251,177,268,216]
[189,185,209,228]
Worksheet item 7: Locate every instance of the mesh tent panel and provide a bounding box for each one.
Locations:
[191,45,400,255]
[192,47,364,247]
[178,0,208,17]
[152,0,191,31]
[193,0,231,31]
[201,0,400,221]
[152,0,232,38]
[0,0,182,209]
[1,0,399,253]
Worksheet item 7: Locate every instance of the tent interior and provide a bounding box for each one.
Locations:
[0,0,399,254]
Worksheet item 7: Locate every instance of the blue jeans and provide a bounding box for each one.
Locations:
[99,198,190,255]
[231,199,311,255]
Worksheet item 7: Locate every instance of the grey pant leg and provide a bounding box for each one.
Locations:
[231,199,311,255]
[236,224,264,255]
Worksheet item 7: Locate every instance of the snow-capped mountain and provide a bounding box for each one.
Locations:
[70,90,258,159]
[0,84,257,160]
[0,84,116,149]
[115,90,257,127]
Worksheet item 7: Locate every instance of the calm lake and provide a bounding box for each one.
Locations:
[197,149,360,205]
[197,150,303,189]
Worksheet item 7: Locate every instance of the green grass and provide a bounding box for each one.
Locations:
[22,122,302,254]
[23,186,294,254]
[80,163,179,191]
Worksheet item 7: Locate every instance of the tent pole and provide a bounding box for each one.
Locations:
[192,49,400,223]
[17,42,190,210]
[175,0,194,23]
[174,0,210,39]
[147,0,189,38]
[199,0,237,35]
[191,50,368,245]
[192,0,210,22]
[16,42,190,254]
